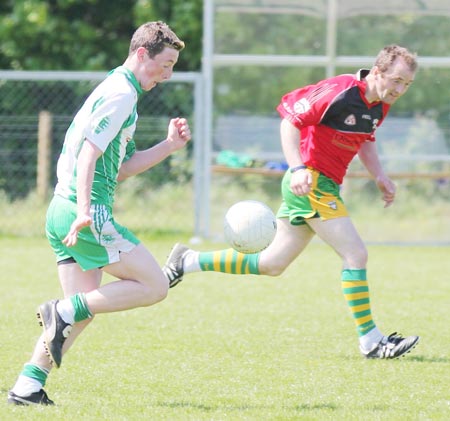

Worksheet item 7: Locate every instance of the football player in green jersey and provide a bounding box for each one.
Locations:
[8,21,191,406]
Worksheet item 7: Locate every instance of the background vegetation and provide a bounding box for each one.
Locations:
[0,0,203,71]
[0,1,449,241]
[1,0,450,142]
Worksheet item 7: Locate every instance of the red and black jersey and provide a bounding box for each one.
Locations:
[276,70,390,184]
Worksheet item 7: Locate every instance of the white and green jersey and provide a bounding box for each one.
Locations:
[54,66,143,209]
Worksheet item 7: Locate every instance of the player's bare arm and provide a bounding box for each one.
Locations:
[358,141,396,207]
[118,117,191,181]
[280,118,312,196]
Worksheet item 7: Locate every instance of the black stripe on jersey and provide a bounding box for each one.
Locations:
[321,86,383,134]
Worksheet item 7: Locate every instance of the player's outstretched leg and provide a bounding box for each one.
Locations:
[37,300,73,368]
[360,332,419,359]
[163,243,262,288]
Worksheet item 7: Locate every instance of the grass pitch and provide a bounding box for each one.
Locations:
[1,237,449,420]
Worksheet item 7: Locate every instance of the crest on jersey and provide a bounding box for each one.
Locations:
[372,118,379,130]
[328,201,338,210]
[344,114,356,126]
[94,116,111,134]
[293,98,311,114]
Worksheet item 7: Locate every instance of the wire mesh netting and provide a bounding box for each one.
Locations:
[2,1,450,243]
[0,77,196,236]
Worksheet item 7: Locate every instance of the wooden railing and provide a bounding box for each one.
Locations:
[211,165,450,180]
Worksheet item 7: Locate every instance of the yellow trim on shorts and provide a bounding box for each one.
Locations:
[277,168,348,224]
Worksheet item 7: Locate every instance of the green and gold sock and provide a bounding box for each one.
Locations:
[198,249,260,275]
[341,269,376,336]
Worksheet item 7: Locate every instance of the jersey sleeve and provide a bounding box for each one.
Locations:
[83,91,135,152]
[276,76,352,130]
[123,139,136,162]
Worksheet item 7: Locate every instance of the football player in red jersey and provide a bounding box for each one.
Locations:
[165,45,419,359]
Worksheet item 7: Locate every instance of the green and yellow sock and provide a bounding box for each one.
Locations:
[198,249,260,275]
[341,269,376,336]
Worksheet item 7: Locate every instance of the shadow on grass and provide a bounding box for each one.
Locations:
[157,400,339,413]
[408,355,449,363]
[157,401,216,412]
[337,353,449,364]
[294,403,339,411]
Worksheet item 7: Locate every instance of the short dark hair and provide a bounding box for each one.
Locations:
[375,45,418,73]
[129,21,185,58]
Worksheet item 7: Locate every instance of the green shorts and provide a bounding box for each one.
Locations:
[277,168,348,225]
[46,195,140,271]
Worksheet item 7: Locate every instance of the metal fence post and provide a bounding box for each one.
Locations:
[37,110,53,202]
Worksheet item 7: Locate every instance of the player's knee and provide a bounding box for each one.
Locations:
[140,279,169,306]
[356,246,368,266]
[153,283,169,303]
[343,245,368,268]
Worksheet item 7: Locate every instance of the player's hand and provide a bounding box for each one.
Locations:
[63,214,92,247]
[290,169,313,196]
[167,117,191,150]
[376,175,396,207]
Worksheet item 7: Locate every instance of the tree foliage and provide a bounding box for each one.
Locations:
[1,1,449,200]
[0,0,202,71]
[1,1,449,140]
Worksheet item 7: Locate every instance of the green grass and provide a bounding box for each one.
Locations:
[1,237,449,420]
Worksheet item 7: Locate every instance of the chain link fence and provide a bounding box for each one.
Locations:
[0,73,199,237]
[1,71,450,243]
